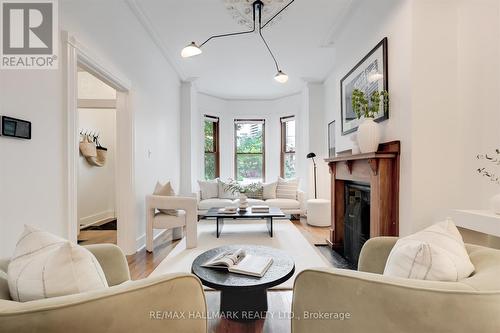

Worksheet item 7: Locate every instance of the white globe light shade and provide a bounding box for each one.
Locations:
[181,42,202,58]
[274,70,289,83]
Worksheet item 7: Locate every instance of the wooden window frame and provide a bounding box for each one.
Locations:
[280,116,296,178]
[204,115,220,180]
[234,119,266,182]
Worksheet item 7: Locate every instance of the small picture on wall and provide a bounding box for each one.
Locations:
[341,37,388,135]
[328,120,336,157]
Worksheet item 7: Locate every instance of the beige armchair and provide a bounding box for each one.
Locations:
[146,194,198,252]
[292,237,500,333]
[0,244,207,333]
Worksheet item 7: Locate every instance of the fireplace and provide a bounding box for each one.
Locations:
[343,182,371,267]
[325,141,400,262]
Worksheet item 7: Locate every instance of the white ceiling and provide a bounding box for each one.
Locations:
[130,0,355,99]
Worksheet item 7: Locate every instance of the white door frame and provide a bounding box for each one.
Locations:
[63,31,137,255]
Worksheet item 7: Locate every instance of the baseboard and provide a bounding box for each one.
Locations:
[79,210,116,228]
[136,229,167,252]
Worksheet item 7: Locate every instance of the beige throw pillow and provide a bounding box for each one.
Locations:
[246,185,264,200]
[8,225,108,302]
[153,181,178,216]
[198,179,219,200]
[383,219,475,281]
[262,181,278,200]
[276,178,299,200]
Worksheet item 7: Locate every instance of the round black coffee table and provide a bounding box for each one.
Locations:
[191,245,295,321]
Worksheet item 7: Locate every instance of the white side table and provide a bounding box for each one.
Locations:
[306,199,331,227]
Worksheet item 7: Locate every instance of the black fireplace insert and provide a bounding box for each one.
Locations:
[343,182,371,268]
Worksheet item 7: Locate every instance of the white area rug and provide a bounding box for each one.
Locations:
[150,219,331,289]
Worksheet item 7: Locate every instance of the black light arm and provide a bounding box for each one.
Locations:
[261,0,295,29]
[195,0,295,74]
[200,25,255,47]
[256,1,280,72]
[200,1,258,48]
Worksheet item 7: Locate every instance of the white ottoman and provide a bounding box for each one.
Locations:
[306,199,331,227]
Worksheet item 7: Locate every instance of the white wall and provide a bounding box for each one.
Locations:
[194,92,308,191]
[411,0,500,232]
[0,0,181,256]
[324,0,414,234]
[0,66,64,257]
[324,0,500,237]
[306,83,328,199]
[78,108,116,226]
[78,71,117,100]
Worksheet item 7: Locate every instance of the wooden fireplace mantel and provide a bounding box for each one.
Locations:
[324,141,400,250]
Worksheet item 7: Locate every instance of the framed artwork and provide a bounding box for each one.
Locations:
[340,37,388,135]
[328,120,336,157]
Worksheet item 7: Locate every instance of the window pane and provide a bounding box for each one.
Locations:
[204,120,214,153]
[236,123,263,153]
[205,153,216,180]
[284,154,296,179]
[285,120,295,152]
[236,155,263,183]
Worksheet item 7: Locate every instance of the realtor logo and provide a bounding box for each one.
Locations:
[1,0,58,69]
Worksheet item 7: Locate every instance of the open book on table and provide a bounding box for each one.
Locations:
[202,249,273,278]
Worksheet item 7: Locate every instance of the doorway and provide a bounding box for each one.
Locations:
[65,33,136,254]
[77,68,118,245]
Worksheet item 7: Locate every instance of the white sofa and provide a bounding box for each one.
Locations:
[197,191,306,217]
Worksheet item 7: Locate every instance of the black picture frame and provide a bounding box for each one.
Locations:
[328,120,336,157]
[340,37,389,135]
[1,116,32,139]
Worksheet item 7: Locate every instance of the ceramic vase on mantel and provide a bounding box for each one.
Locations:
[357,117,381,153]
[490,193,500,215]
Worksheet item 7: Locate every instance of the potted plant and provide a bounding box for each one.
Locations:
[351,89,389,153]
[224,180,262,212]
[477,149,500,214]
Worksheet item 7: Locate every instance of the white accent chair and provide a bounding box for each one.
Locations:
[292,237,500,333]
[146,195,198,252]
[0,244,207,333]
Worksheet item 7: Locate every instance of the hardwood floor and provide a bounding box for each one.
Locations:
[79,218,331,332]
[127,230,181,280]
[290,218,329,245]
[78,230,117,246]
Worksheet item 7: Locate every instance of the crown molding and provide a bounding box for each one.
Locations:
[125,0,186,81]
[198,90,302,102]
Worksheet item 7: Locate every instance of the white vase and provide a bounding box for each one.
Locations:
[357,117,381,153]
[239,194,249,211]
[490,194,500,215]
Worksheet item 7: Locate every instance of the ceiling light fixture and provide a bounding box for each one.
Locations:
[181,42,202,58]
[181,0,295,83]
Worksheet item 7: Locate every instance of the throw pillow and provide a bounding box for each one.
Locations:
[383,219,475,281]
[262,181,278,200]
[8,225,108,302]
[276,178,299,200]
[198,179,219,200]
[245,185,264,200]
[153,181,178,216]
[218,180,238,199]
